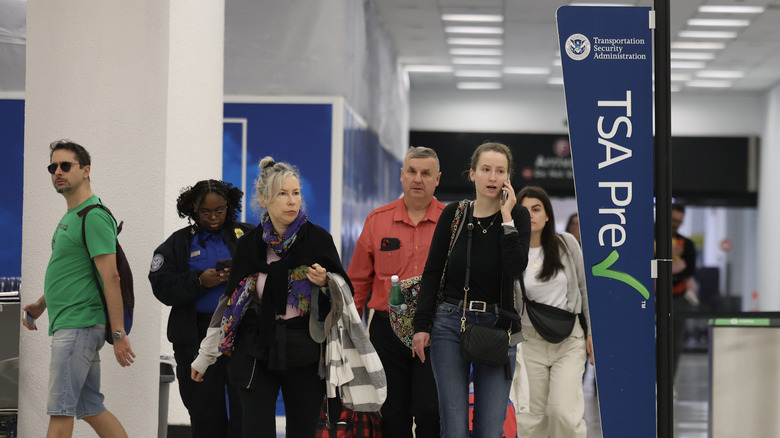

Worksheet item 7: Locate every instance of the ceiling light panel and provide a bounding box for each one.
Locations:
[503,67,551,75]
[688,18,750,27]
[671,52,716,60]
[450,48,503,56]
[452,57,503,65]
[441,14,504,22]
[697,70,745,79]
[404,65,454,73]
[670,74,691,82]
[687,80,732,88]
[447,38,503,46]
[456,82,503,90]
[671,42,727,50]
[698,6,765,14]
[454,70,502,78]
[671,61,707,69]
[445,26,504,34]
[679,30,738,39]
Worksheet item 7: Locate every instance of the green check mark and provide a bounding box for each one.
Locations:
[592,249,650,299]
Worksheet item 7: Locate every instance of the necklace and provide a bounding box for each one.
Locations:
[476,213,498,234]
[529,247,544,269]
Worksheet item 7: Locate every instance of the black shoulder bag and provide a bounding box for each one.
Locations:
[458,209,519,375]
[521,236,576,344]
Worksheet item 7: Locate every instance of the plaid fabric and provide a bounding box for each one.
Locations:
[316,397,383,438]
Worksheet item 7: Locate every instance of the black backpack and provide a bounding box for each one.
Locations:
[78,203,135,344]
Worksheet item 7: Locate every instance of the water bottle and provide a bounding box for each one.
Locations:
[389,275,407,314]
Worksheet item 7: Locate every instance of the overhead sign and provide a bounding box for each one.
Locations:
[557,6,656,437]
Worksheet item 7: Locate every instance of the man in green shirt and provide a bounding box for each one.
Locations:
[23,140,135,438]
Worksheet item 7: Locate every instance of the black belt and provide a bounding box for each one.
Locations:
[442,296,521,321]
[442,296,497,313]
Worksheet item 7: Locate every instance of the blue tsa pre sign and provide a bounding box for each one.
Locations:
[557,6,655,438]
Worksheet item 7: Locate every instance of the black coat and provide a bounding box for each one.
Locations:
[224,221,351,384]
[149,222,255,347]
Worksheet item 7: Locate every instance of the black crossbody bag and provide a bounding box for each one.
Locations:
[521,235,577,344]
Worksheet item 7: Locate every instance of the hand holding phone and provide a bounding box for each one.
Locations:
[215,258,232,271]
[23,310,36,329]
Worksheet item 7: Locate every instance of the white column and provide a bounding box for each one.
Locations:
[757,84,780,311]
[19,1,224,436]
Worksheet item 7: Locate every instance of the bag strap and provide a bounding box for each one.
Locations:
[557,233,589,334]
[459,208,474,333]
[77,203,119,313]
[437,200,470,296]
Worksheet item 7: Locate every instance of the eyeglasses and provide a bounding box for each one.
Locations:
[198,208,227,218]
[47,161,80,174]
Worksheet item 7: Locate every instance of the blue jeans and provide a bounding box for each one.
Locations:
[430,302,516,438]
[47,324,106,419]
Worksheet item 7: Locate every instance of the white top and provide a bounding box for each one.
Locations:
[522,246,569,326]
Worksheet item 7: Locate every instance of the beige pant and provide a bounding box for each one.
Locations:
[515,322,588,438]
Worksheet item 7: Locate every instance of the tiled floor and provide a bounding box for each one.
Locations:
[585,352,710,437]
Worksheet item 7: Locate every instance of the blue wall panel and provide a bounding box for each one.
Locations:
[340,107,402,267]
[0,99,24,278]
[223,103,332,230]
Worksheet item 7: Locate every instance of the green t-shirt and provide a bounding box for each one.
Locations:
[44,195,117,335]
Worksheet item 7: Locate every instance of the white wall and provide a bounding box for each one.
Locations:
[19,1,225,435]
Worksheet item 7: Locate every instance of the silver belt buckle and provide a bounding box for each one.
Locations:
[468,301,487,312]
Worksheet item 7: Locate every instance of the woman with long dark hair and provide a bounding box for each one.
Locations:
[516,186,592,438]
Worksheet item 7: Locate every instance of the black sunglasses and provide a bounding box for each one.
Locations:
[47,161,79,174]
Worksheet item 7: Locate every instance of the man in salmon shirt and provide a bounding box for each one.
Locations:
[348,146,444,437]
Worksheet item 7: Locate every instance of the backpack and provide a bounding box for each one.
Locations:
[78,203,135,344]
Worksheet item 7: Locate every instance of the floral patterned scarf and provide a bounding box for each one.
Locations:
[218,274,256,355]
[263,210,313,316]
[218,210,311,355]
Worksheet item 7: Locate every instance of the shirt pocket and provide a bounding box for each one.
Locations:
[376,248,402,277]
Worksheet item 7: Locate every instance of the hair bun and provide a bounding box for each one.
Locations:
[259,156,276,170]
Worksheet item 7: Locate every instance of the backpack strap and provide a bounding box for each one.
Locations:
[77,202,119,310]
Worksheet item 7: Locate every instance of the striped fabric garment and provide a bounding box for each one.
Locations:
[324,272,387,412]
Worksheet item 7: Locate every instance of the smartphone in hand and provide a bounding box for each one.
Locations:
[215,258,232,271]
[23,310,36,328]
[502,190,509,203]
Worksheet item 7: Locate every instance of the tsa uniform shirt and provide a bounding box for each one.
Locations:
[188,229,231,313]
[347,197,445,315]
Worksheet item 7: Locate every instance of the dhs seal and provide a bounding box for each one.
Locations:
[150,253,164,272]
[565,33,591,61]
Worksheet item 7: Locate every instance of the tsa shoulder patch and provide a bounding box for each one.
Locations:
[150,254,164,272]
[234,228,245,239]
